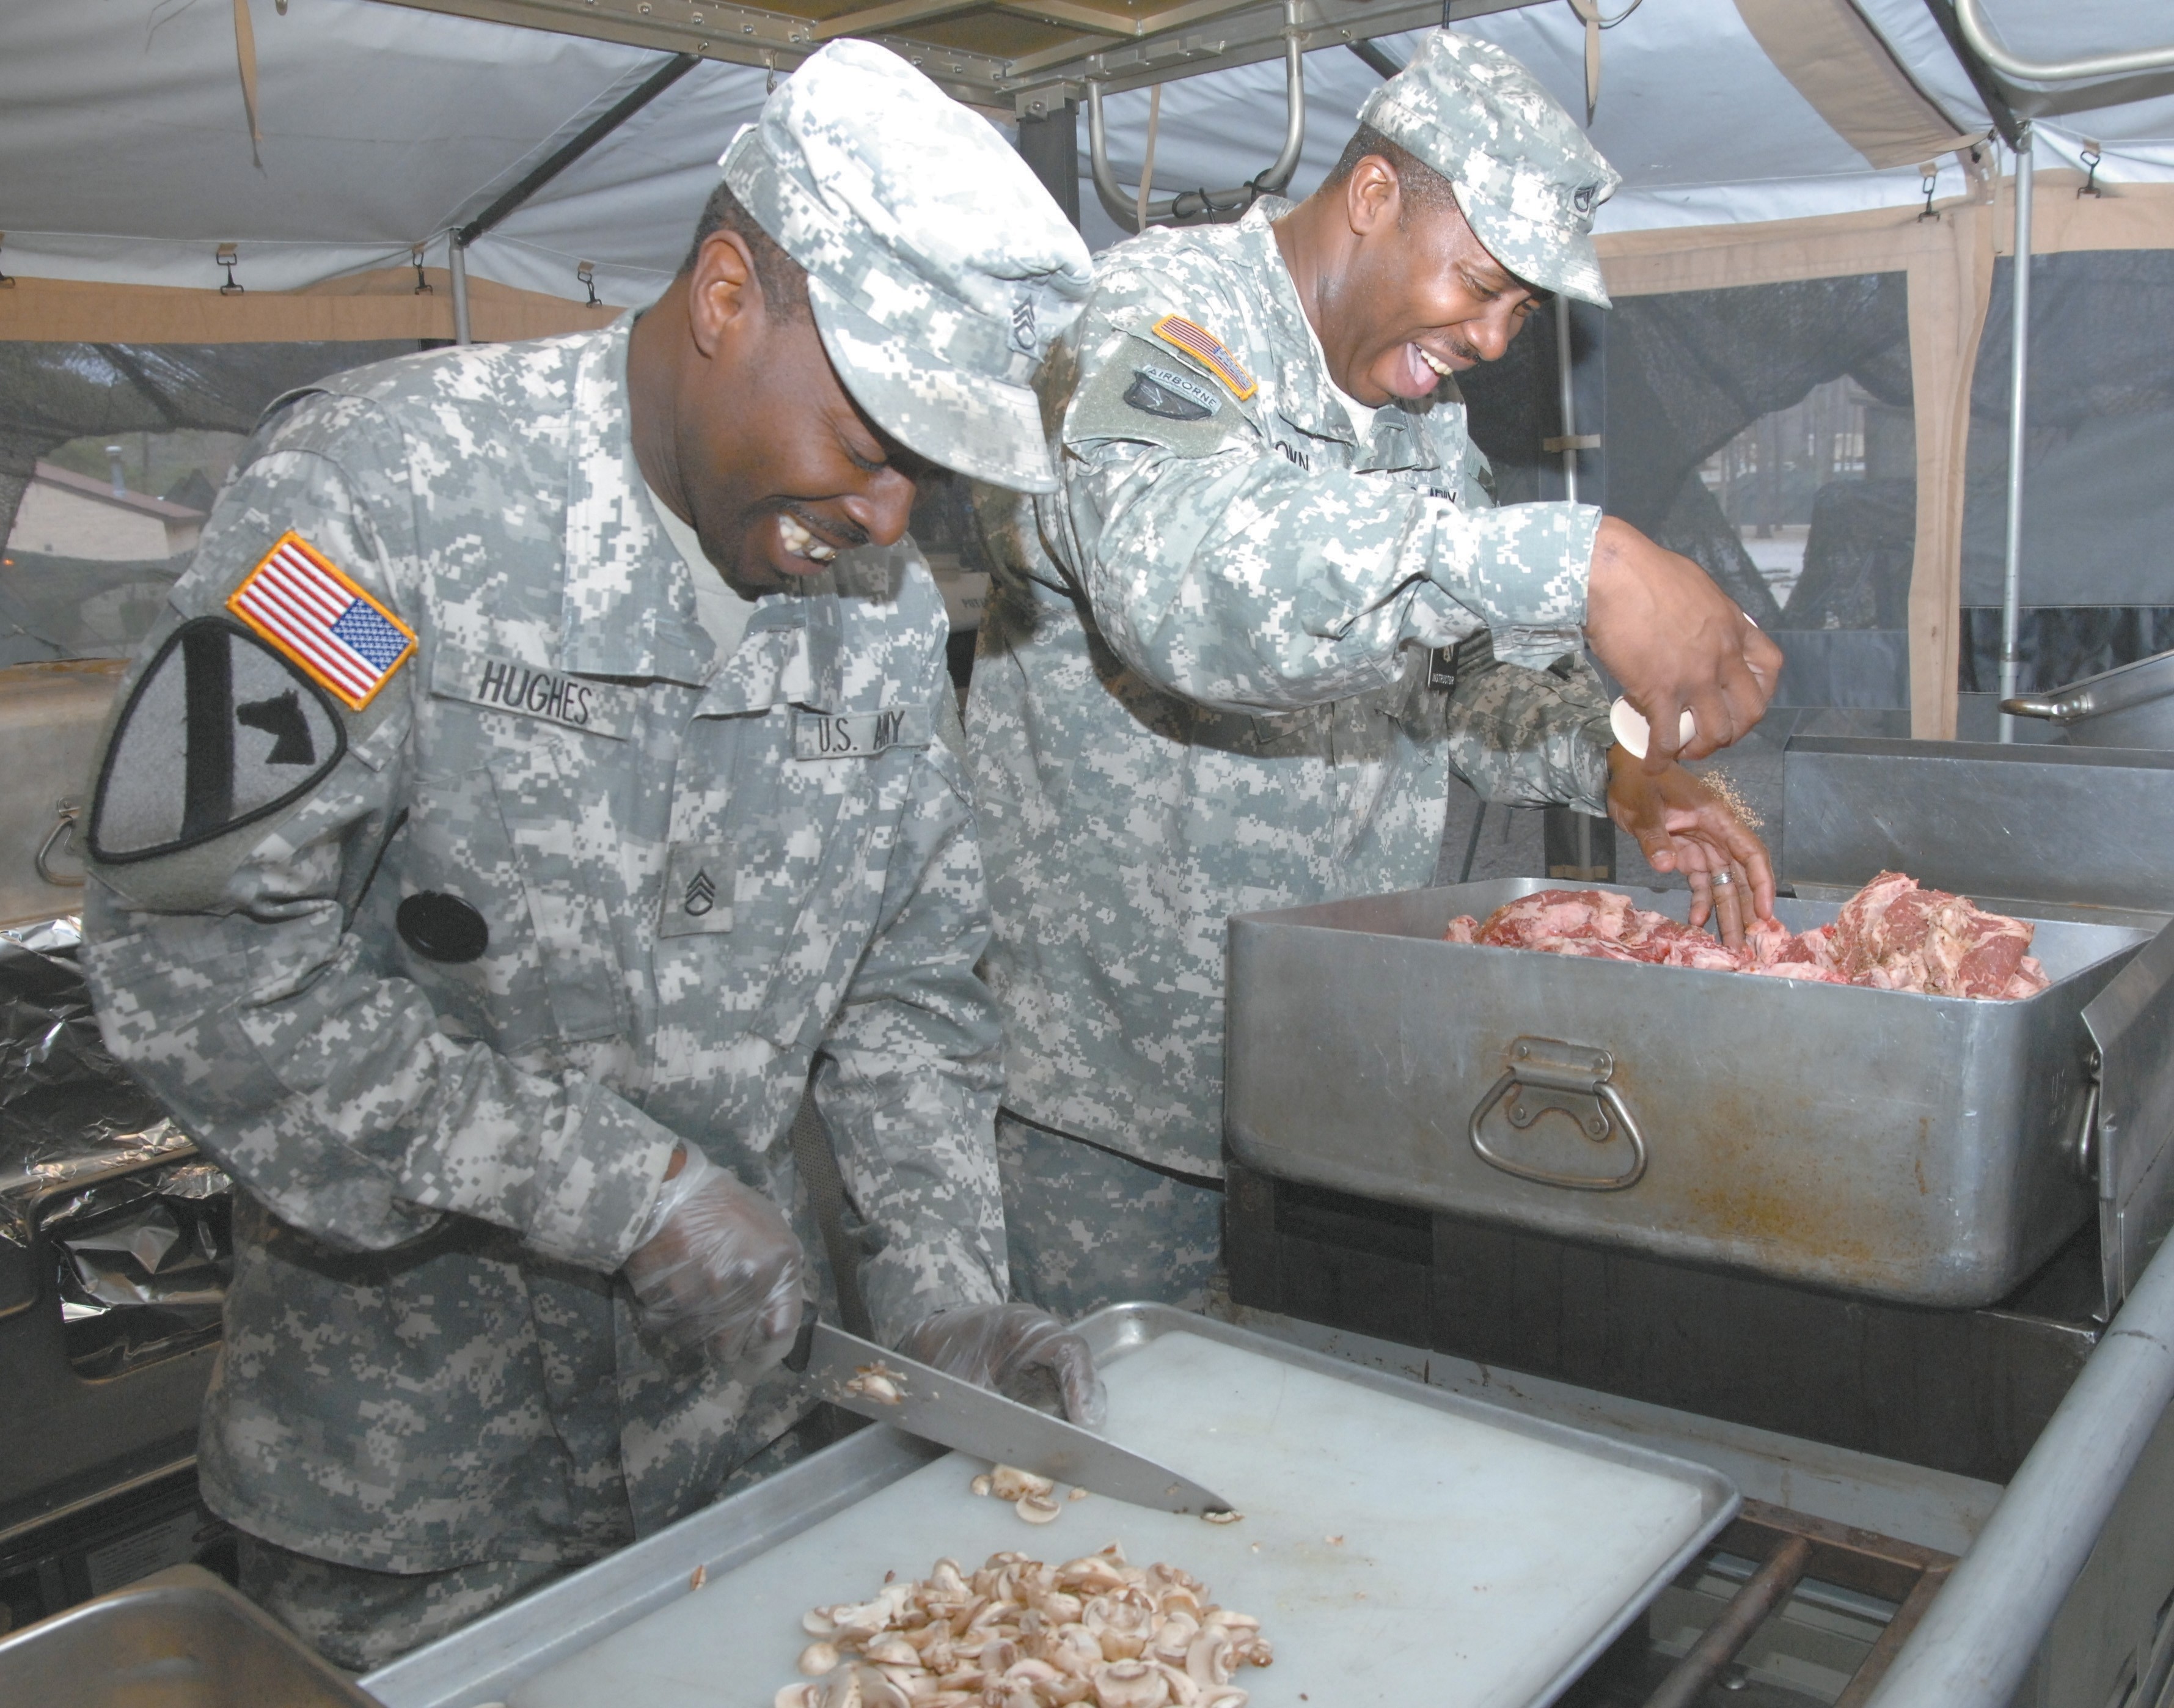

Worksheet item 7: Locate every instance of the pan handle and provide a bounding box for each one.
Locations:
[2000,693,2087,721]
[1468,1036,1648,1191]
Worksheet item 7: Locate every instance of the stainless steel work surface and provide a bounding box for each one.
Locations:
[1226,881,2156,1308]
[1782,736,2174,913]
[0,1563,379,1708]
[373,1307,1736,1708]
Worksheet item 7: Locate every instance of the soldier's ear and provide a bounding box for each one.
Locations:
[687,229,761,360]
[1344,153,1401,240]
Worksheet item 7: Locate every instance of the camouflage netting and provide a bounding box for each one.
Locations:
[1462,273,1915,703]
[0,342,423,661]
[1958,250,2174,695]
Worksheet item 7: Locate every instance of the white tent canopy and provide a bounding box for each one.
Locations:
[5,0,2174,301]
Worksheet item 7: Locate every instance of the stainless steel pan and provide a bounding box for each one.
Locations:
[1226,880,2158,1308]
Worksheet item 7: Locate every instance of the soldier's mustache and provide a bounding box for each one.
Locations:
[767,500,869,551]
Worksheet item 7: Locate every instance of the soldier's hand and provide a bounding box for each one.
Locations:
[898,1302,1107,1429]
[1584,518,1782,774]
[1606,744,1777,947]
[624,1146,805,1369]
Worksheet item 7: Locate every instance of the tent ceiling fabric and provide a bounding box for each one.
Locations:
[0,0,765,301]
[1730,0,1978,170]
[8,0,2174,298]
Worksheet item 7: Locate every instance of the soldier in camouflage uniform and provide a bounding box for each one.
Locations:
[79,42,1100,1671]
[969,29,1780,1317]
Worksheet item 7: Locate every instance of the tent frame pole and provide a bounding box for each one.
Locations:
[450,236,472,345]
[1085,0,1305,234]
[1955,0,2174,86]
[1998,126,2031,742]
[1554,292,1578,505]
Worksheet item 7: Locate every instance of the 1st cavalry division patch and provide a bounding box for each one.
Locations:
[1151,315,1257,401]
[226,532,416,711]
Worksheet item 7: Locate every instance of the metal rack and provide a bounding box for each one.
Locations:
[366,0,1537,114]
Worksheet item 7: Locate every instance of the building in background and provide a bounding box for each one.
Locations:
[6,461,206,563]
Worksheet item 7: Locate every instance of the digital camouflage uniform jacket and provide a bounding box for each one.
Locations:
[969,205,1614,1177]
[82,321,1006,1573]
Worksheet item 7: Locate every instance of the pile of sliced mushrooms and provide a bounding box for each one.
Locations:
[774,1543,1271,1707]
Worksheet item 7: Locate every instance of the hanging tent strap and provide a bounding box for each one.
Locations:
[232,0,263,164]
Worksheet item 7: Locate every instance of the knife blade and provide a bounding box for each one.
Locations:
[786,1318,1231,1516]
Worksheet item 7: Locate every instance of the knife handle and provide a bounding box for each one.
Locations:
[783,1303,816,1374]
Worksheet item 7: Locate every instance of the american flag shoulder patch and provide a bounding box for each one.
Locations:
[225,532,417,713]
[1151,315,1257,401]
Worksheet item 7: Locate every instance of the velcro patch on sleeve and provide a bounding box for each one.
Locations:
[89,617,348,865]
[1151,315,1258,401]
[225,531,416,712]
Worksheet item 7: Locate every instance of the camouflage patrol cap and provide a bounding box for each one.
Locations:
[722,41,1093,493]
[1358,29,1622,308]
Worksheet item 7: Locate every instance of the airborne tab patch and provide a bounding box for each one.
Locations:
[1124,364,1220,423]
[1151,315,1257,401]
[226,532,416,713]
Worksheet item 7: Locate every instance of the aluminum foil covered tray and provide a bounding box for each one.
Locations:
[1226,881,2159,1308]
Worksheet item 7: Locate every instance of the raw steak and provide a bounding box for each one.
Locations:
[1445,871,2049,1000]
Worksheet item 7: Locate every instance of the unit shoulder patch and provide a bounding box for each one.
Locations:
[89,617,348,865]
[1123,364,1221,423]
[1151,315,1258,401]
[225,531,416,712]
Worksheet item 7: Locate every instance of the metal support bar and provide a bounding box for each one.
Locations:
[1642,1534,1815,1708]
[457,51,701,246]
[449,237,472,345]
[1916,1,2021,148]
[1862,1222,2174,1707]
[1017,98,1083,229]
[1955,0,2174,86]
[1554,292,1579,505]
[1086,10,1303,232]
[1346,37,1404,79]
[1997,128,2032,743]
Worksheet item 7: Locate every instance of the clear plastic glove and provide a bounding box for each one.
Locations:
[623,1146,805,1369]
[898,1302,1107,1429]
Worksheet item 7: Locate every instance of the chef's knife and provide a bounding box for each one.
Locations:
[786,1318,1232,1516]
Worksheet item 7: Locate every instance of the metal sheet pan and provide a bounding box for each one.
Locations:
[361,1305,1739,1708]
[1225,881,2158,1308]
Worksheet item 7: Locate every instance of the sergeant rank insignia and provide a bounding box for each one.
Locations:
[226,531,416,711]
[1151,315,1257,401]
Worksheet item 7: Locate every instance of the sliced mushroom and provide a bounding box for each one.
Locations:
[1200,1510,1243,1526]
[1056,1556,1129,1596]
[1082,1594,1152,1662]
[1185,1632,1236,1689]
[990,1465,1055,1502]
[1146,1611,1199,1668]
[1016,1491,1063,1525]
[863,1636,919,1668]
[970,1473,994,1498]
[854,1670,913,1708]
[819,1669,863,1708]
[929,1559,970,1597]
[774,1687,822,1708]
[798,1641,841,1676]
[1091,1659,1171,1708]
